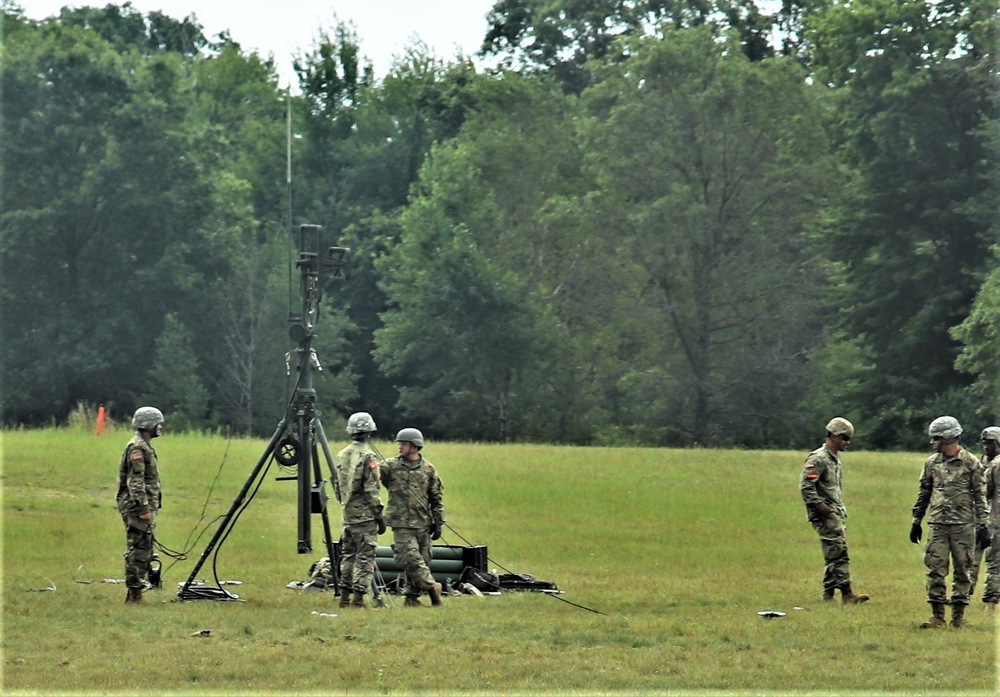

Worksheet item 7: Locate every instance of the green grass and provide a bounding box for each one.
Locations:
[2,428,997,695]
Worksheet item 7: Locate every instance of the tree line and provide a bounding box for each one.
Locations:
[2,0,997,449]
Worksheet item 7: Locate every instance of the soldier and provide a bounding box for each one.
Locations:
[800,417,870,604]
[909,416,990,628]
[334,412,385,610]
[116,406,165,604]
[980,427,1000,613]
[380,428,444,608]
[968,427,999,601]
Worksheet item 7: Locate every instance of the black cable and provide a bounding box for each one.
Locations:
[180,370,303,598]
[153,429,237,578]
[442,522,606,616]
[546,593,607,615]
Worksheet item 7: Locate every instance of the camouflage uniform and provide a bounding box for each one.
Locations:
[380,454,444,598]
[968,453,992,598]
[335,440,383,594]
[800,444,854,595]
[116,433,160,590]
[911,447,988,607]
[982,455,1000,604]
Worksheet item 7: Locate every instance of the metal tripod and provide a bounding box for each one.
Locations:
[177,225,348,601]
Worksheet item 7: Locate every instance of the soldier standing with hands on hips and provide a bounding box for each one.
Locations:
[380,428,444,607]
[910,416,990,628]
[800,417,870,604]
[116,406,164,604]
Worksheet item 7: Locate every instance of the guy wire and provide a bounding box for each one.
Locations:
[154,428,238,574]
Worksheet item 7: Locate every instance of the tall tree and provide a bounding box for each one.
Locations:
[579,27,836,445]
[805,0,996,446]
[1,19,203,420]
[481,0,781,92]
[294,37,482,429]
[373,72,605,442]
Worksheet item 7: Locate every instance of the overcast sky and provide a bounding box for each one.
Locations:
[18,0,499,86]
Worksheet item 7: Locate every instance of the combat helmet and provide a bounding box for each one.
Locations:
[826,417,854,438]
[981,426,1000,443]
[395,428,424,448]
[928,416,962,440]
[132,406,164,432]
[346,411,377,436]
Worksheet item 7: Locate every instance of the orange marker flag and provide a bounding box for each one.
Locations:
[96,406,105,436]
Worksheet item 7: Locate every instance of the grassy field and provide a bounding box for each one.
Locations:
[2,426,997,696]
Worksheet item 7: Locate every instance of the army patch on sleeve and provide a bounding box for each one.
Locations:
[130,450,144,462]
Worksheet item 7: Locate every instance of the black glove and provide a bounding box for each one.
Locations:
[977,525,992,549]
[376,518,386,535]
[430,522,442,540]
[909,522,922,544]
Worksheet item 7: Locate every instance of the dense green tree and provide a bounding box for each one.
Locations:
[0,6,297,432]
[293,36,485,429]
[142,313,210,430]
[482,0,782,92]
[805,0,996,447]
[373,72,606,441]
[579,27,837,445]
[56,1,207,55]
[2,17,213,421]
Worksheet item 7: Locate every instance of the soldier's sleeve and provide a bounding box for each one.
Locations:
[799,455,825,510]
[971,458,988,526]
[364,454,383,518]
[987,464,998,504]
[911,461,932,523]
[126,445,150,515]
[379,459,392,488]
[428,466,444,524]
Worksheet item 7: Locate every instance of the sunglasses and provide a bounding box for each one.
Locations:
[931,436,944,442]
[838,434,851,442]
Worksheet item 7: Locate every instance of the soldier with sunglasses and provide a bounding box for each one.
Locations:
[800,417,870,605]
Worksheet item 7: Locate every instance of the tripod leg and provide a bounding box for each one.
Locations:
[178,417,289,600]
[313,417,342,590]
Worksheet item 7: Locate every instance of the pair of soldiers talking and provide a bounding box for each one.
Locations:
[335,412,444,609]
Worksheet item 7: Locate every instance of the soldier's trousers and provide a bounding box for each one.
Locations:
[339,520,379,593]
[121,513,154,589]
[924,522,975,605]
[982,523,1000,604]
[390,526,435,596]
[968,541,987,598]
[809,513,851,591]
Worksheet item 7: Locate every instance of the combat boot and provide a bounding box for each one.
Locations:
[822,587,836,602]
[920,602,947,629]
[403,596,424,608]
[338,588,352,609]
[124,587,144,603]
[840,584,870,604]
[351,592,369,610]
[950,603,970,628]
[429,582,443,607]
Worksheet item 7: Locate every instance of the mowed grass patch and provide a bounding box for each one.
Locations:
[2,429,995,694]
